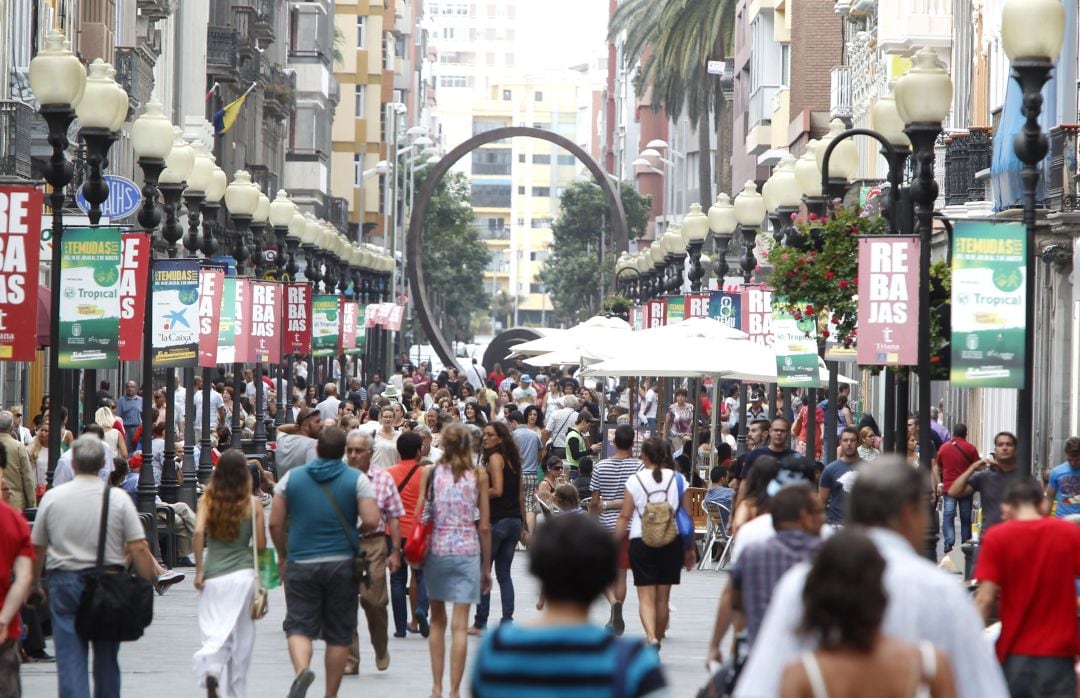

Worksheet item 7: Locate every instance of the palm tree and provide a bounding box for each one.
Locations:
[609,0,736,206]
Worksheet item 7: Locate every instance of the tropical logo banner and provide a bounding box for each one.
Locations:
[312,294,339,357]
[58,227,122,368]
[150,259,199,368]
[664,296,685,323]
[0,186,41,361]
[218,277,238,364]
[771,298,818,387]
[950,220,1026,388]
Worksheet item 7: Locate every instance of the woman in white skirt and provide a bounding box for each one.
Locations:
[193,449,266,698]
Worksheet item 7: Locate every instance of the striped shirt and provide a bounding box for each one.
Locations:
[591,457,643,530]
[471,622,668,698]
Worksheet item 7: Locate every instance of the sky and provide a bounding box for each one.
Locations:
[515,0,610,72]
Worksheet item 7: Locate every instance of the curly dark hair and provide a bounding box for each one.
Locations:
[640,436,674,483]
[482,420,522,474]
[799,528,887,652]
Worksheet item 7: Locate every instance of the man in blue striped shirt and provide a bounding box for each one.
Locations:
[471,515,667,697]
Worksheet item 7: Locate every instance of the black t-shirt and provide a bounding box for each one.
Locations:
[573,475,592,502]
[447,379,463,398]
[740,446,797,480]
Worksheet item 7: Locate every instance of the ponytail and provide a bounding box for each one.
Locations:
[640,436,673,483]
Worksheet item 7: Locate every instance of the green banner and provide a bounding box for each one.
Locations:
[950,220,1026,388]
[771,300,819,387]
[665,296,685,323]
[346,303,366,355]
[58,227,122,368]
[312,294,339,357]
[218,278,238,364]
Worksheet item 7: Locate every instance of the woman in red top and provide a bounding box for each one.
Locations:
[487,362,505,387]
[793,400,825,461]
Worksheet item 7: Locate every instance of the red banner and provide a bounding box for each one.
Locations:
[0,187,41,361]
[117,233,150,360]
[857,236,919,365]
[684,294,710,318]
[284,282,312,354]
[740,285,774,346]
[339,299,358,351]
[197,268,224,367]
[386,304,404,331]
[250,281,282,363]
[233,278,253,363]
[644,300,665,328]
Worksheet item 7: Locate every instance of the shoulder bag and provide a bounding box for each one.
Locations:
[675,472,694,548]
[545,410,575,459]
[250,499,268,620]
[404,466,436,567]
[315,471,370,586]
[75,485,154,642]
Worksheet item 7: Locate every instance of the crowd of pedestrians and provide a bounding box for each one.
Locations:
[7,361,1080,698]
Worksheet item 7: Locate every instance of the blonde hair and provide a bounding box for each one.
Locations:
[94,406,116,431]
[439,422,476,481]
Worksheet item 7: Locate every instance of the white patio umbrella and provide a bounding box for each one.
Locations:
[522,346,610,368]
[508,315,632,357]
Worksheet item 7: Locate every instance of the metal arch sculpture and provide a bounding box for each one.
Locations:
[407,126,630,371]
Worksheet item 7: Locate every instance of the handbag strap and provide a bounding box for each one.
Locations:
[398,461,422,493]
[250,498,261,590]
[95,483,111,572]
[317,479,360,556]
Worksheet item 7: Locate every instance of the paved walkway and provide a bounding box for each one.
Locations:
[23,553,729,696]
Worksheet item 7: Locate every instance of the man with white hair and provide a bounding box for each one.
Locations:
[317,384,342,421]
[543,394,579,461]
[0,411,34,511]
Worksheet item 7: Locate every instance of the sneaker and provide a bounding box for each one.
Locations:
[610,602,625,637]
[343,664,359,676]
[393,630,407,638]
[467,625,484,636]
[156,570,185,595]
[287,668,315,698]
[375,651,390,671]
[416,611,430,638]
[25,650,55,663]
[175,556,196,567]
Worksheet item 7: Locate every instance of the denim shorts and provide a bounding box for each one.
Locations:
[284,559,359,646]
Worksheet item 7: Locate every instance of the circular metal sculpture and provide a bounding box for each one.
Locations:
[407,127,630,371]
[482,326,545,375]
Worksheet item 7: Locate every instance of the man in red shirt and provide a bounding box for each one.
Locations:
[0,478,34,696]
[934,423,980,555]
[974,479,1080,697]
[385,431,429,638]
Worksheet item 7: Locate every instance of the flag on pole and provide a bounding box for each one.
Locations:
[204,82,219,102]
[213,83,256,136]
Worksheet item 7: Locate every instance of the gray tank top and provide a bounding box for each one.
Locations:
[204,513,254,580]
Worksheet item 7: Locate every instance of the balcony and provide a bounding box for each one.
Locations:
[325,197,349,233]
[262,65,295,121]
[942,128,992,206]
[877,0,951,55]
[1047,125,1080,211]
[247,164,278,200]
[114,46,155,113]
[207,25,239,81]
[748,85,780,128]
[0,101,34,180]
[233,0,276,42]
[475,227,511,240]
[830,66,852,121]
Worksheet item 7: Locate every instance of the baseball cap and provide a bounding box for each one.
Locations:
[520,374,532,384]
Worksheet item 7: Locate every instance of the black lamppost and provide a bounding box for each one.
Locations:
[269,191,298,428]
[29,29,85,485]
[1001,0,1065,474]
[250,188,271,457]
[132,106,187,515]
[683,203,711,293]
[707,193,737,285]
[731,180,767,453]
[224,170,261,449]
[197,167,226,486]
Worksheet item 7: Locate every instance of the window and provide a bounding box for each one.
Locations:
[486,52,495,67]
[472,147,512,175]
[781,44,791,87]
[532,122,549,129]
[442,26,456,39]
[531,218,551,228]
[529,251,549,262]
[534,91,543,102]
[473,118,509,135]
[533,187,551,197]
[529,283,545,293]
[518,154,527,163]
[471,183,512,207]
[354,154,362,186]
[556,154,575,165]
[533,154,550,164]
[354,85,365,117]
[517,186,526,194]
[502,89,512,101]
[356,15,366,48]
[440,75,468,88]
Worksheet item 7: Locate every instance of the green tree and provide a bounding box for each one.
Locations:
[421,172,490,341]
[540,181,651,324]
[610,0,736,203]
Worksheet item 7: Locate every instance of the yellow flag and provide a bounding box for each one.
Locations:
[213,90,251,136]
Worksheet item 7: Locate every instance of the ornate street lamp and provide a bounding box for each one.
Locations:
[708,193,738,282]
[76,60,129,225]
[816,118,860,202]
[795,140,824,220]
[132,102,179,515]
[768,154,803,246]
[661,225,685,294]
[194,164,226,487]
[682,204,711,293]
[286,209,305,280]
[224,172,261,448]
[251,190,271,278]
[733,180,766,284]
[1001,0,1065,473]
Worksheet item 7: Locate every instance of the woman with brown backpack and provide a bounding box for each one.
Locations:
[613,437,696,650]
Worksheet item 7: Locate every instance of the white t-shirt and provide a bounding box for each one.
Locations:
[52,440,115,486]
[731,512,775,564]
[512,386,537,409]
[317,396,341,421]
[625,468,680,540]
[194,389,226,429]
[466,363,486,390]
[31,476,145,570]
[371,431,400,469]
[639,389,658,420]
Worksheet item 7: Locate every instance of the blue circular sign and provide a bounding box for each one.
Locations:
[74,174,142,220]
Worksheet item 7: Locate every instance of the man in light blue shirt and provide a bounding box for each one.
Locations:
[1046,436,1080,518]
[117,381,143,453]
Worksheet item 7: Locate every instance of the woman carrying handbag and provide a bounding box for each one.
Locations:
[192,449,267,698]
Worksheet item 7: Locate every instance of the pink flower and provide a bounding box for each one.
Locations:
[809,213,819,222]
[789,212,797,221]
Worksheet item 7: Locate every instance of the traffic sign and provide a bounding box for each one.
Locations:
[75,174,141,219]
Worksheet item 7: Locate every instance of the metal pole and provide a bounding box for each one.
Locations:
[805,386,817,464]
[736,382,748,456]
[883,369,896,452]
[253,360,266,458]
[824,360,839,461]
[198,367,214,483]
[285,353,295,424]
[160,369,178,502]
[231,361,242,449]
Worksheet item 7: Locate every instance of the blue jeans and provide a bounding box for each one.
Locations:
[474,517,523,628]
[390,537,428,635]
[942,494,973,550]
[1004,655,1076,698]
[49,569,121,698]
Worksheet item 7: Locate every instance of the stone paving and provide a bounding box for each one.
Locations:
[23,553,730,697]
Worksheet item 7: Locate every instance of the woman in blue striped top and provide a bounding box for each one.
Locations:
[471,515,667,697]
